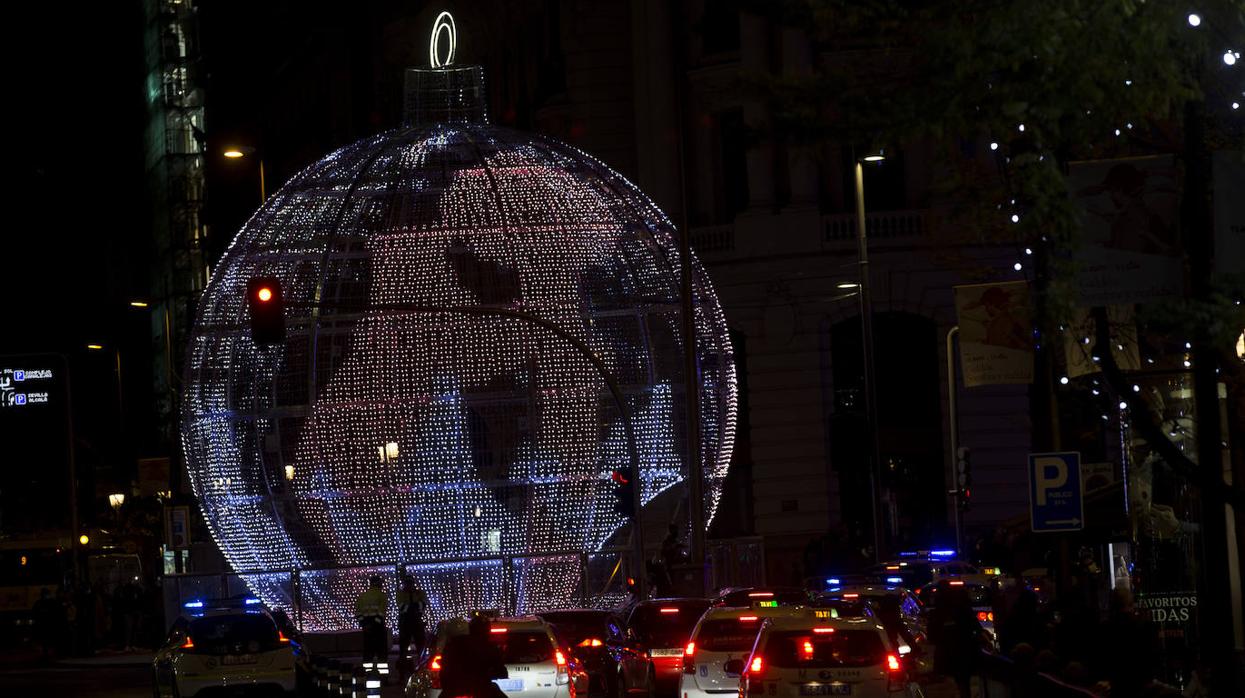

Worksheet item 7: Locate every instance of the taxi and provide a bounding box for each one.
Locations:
[739,615,917,697]
[406,615,578,698]
[680,606,819,698]
[152,597,297,697]
[819,586,928,674]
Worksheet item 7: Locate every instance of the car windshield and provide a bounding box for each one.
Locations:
[490,630,554,663]
[765,629,887,669]
[694,618,765,652]
[631,601,710,647]
[188,614,279,654]
[539,611,610,646]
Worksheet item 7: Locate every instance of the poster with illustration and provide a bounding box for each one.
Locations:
[954,281,1034,387]
[1070,155,1181,306]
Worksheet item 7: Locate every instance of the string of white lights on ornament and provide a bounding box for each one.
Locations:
[182,120,737,630]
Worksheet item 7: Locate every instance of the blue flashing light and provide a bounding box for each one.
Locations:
[184,600,204,609]
[896,551,920,558]
[929,550,956,557]
[826,578,841,585]
[886,576,903,584]
[244,598,261,605]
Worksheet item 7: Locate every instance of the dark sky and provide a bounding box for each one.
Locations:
[5,3,148,355]
[2,3,148,528]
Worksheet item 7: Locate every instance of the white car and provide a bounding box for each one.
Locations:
[739,616,921,698]
[153,599,297,697]
[680,606,821,698]
[406,616,574,698]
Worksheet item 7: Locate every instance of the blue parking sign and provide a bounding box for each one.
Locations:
[1028,452,1084,532]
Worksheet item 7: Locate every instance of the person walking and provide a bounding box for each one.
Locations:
[395,575,429,669]
[1096,588,1157,697]
[441,615,508,698]
[355,576,390,669]
[928,580,984,698]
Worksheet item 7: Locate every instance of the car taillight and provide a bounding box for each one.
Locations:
[278,631,290,643]
[430,654,442,689]
[976,611,994,622]
[749,656,763,674]
[179,636,195,650]
[885,652,905,692]
[577,638,603,647]
[683,641,696,674]
[555,649,569,686]
[739,616,758,622]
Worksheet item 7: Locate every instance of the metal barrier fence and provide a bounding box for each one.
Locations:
[161,548,631,632]
[971,651,1099,698]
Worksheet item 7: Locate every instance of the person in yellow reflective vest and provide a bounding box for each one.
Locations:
[355,575,389,666]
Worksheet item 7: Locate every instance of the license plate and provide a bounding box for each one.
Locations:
[799,684,851,696]
[495,679,524,692]
[221,654,257,666]
[650,648,683,657]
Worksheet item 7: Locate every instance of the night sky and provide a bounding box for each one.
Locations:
[3,3,147,530]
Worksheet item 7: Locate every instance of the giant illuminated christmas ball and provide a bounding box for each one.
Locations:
[182,60,735,630]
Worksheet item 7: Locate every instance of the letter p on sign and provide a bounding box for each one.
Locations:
[1035,457,1067,505]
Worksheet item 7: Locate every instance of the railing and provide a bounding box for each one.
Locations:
[690,223,736,255]
[971,650,1100,698]
[822,209,929,244]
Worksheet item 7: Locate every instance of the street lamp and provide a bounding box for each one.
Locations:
[108,493,126,511]
[222,145,267,204]
[854,147,885,562]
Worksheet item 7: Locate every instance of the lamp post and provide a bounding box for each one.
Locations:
[223,146,267,204]
[854,149,885,562]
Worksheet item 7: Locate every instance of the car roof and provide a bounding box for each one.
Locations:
[823,585,907,596]
[698,606,812,621]
[761,615,889,633]
[637,597,709,606]
[489,616,549,629]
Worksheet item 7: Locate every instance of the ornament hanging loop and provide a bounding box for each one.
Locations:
[429,11,456,68]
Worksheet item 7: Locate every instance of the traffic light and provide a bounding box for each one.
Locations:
[956,447,972,490]
[246,277,285,345]
[611,466,636,518]
[956,447,972,511]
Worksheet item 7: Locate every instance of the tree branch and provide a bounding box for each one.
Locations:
[1092,306,1245,510]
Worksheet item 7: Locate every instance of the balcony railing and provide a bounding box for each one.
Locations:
[690,223,736,255]
[822,209,929,244]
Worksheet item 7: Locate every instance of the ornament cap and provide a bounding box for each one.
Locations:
[404,65,488,126]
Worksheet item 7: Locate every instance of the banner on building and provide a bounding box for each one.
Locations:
[1069,155,1181,306]
[1063,305,1140,379]
[1213,150,1245,284]
[954,281,1034,387]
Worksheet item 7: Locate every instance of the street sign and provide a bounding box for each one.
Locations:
[1028,451,1084,532]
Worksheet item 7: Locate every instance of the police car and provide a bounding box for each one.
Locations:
[406,615,577,698]
[152,597,298,697]
[739,616,919,698]
[680,606,825,698]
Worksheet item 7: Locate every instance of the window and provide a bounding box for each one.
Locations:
[490,631,554,663]
[764,629,887,669]
[701,0,741,55]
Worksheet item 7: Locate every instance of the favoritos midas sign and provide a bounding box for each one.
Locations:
[1135,592,1197,625]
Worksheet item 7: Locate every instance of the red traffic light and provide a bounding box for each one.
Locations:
[246,277,285,345]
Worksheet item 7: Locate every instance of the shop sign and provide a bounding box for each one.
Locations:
[1134,591,1197,635]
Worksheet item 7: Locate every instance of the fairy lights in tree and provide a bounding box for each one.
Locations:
[181,18,736,630]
